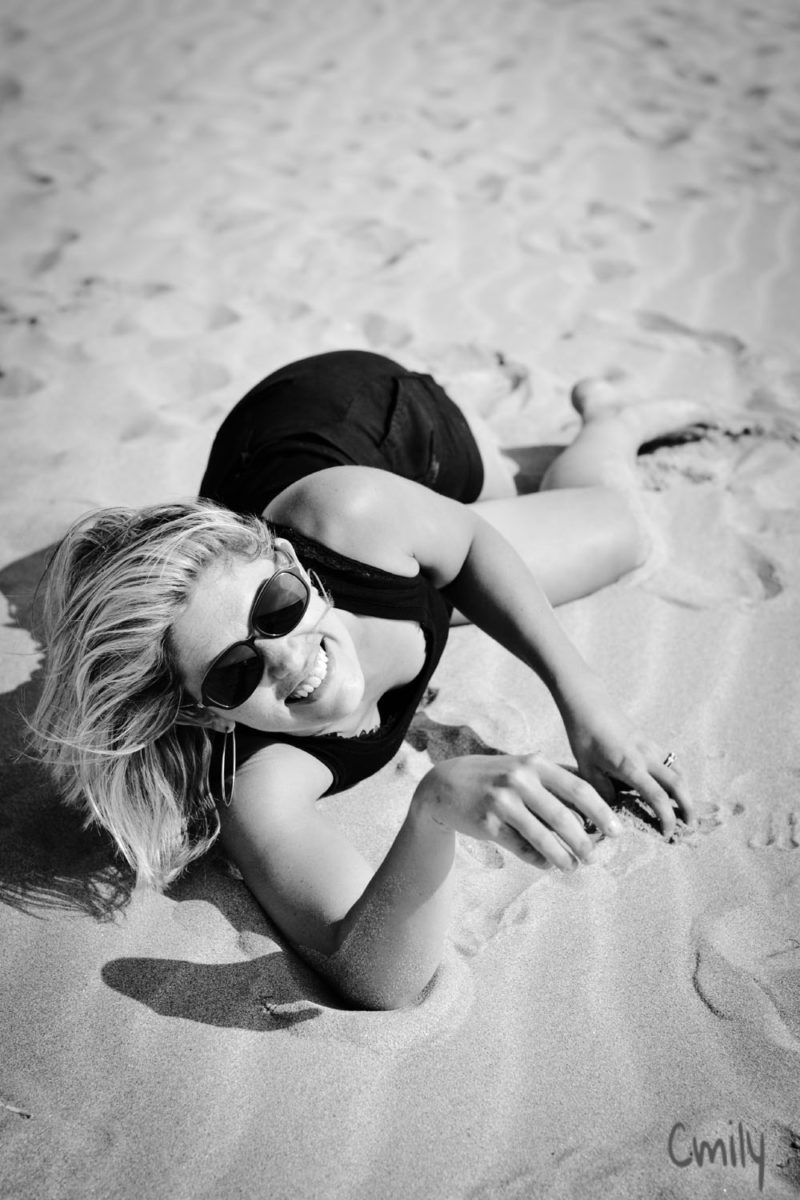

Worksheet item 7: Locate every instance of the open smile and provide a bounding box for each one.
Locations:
[286,642,329,704]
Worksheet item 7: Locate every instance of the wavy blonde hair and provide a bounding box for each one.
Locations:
[30,500,276,889]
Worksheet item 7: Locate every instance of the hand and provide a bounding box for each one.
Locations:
[413,753,622,872]
[559,682,693,838]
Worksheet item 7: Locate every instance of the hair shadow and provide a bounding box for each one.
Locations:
[0,543,134,919]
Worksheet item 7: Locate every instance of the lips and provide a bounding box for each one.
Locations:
[286,643,329,703]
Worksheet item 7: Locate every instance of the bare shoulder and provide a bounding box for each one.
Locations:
[264,465,474,583]
[220,740,332,840]
[265,466,415,572]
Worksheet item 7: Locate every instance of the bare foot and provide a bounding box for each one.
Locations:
[571,377,715,447]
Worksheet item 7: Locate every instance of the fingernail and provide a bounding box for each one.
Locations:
[608,818,622,836]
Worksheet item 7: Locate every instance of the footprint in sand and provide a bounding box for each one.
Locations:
[450,865,546,959]
[711,771,800,853]
[640,500,788,610]
[747,807,800,852]
[330,217,419,271]
[471,1111,799,1199]
[0,364,45,398]
[692,883,800,1058]
[738,538,785,601]
[669,800,724,847]
[362,311,413,350]
[636,424,796,610]
[125,291,242,340]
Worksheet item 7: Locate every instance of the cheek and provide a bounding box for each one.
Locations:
[327,668,361,706]
[325,634,365,707]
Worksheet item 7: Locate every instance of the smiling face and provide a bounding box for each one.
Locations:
[170,542,369,737]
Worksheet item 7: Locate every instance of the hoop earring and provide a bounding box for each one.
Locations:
[220,726,237,808]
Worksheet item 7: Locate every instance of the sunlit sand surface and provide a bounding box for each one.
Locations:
[1,1,799,1196]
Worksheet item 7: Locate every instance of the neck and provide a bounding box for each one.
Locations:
[337,611,422,735]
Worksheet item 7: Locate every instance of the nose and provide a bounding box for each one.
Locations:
[255,634,308,684]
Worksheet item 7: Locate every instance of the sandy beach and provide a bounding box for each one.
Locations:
[2,0,799,1196]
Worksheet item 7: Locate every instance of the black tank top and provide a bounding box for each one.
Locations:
[232,524,452,795]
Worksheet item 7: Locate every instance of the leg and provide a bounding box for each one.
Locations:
[540,378,711,492]
[471,487,645,607]
[463,377,712,609]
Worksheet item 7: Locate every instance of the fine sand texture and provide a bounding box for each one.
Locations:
[2,0,800,1197]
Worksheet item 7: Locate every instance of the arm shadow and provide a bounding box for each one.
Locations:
[104,859,357,1030]
[0,543,339,1028]
[2,544,656,1030]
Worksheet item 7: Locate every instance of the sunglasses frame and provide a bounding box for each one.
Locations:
[199,563,312,710]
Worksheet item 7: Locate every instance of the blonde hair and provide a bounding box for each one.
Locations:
[30,500,276,890]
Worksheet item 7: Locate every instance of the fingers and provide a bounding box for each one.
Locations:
[506,802,593,871]
[653,756,693,824]
[535,758,621,839]
[491,757,619,871]
[583,767,617,809]
[617,753,693,837]
[622,771,675,836]
[494,827,554,871]
[478,748,693,871]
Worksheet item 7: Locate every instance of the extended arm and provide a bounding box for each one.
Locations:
[220,744,456,1010]
[232,468,693,1007]
[442,510,694,829]
[271,467,693,833]
[222,744,614,1010]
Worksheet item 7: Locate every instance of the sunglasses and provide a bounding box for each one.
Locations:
[199,563,311,710]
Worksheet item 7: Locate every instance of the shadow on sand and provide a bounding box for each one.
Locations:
[0,544,344,1026]
[1,535,657,1029]
[0,544,134,920]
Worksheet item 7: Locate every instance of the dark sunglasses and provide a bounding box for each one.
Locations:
[199,565,311,710]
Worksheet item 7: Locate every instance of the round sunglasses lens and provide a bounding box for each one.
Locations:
[204,644,261,708]
[253,571,309,637]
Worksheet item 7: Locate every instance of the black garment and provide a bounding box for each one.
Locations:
[199,349,484,512]
[233,524,452,795]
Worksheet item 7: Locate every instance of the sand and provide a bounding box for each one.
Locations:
[1,0,799,1196]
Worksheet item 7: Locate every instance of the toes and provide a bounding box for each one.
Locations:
[570,377,617,418]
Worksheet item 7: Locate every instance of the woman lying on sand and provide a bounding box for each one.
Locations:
[33,350,702,1008]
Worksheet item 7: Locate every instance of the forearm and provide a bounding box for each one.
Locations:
[444,515,601,707]
[301,788,456,1010]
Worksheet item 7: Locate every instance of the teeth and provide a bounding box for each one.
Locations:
[288,646,328,701]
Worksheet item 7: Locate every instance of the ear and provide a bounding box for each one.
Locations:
[175,703,235,735]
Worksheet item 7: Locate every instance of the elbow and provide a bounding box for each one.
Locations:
[328,964,440,1012]
[343,982,431,1012]
[300,923,444,1011]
